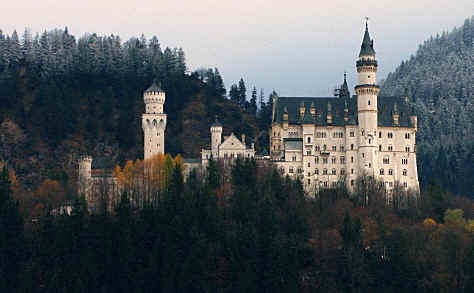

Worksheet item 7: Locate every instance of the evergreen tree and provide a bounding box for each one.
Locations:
[238,78,246,107]
[248,86,257,116]
[229,83,239,104]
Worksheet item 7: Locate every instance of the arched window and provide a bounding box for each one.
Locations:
[368,100,371,105]
[380,169,384,175]
[315,168,319,175]
[403,169,407,176]
[307,137,311,143]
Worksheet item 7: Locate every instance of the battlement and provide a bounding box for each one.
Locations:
[211,126,223,132]
[144,92,165,104]
[79,155,93,164]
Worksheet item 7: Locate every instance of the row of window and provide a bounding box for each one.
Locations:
[279,130,411,140]
[314,145,346,152]
[313,156,345,165]
[383,157,409,165]
[222,153,252,159]
[306,143,411,153]
[379,168,408,176]
[314,168,345,175]
[288,167,304,174]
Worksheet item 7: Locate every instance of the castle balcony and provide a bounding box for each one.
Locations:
[320,151,330,156]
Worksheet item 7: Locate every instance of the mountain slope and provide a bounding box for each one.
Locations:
[381,17,473,196]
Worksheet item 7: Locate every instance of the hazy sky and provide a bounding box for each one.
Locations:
[2,1,472,97]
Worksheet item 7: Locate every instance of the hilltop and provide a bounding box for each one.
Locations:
[0,29,266,189]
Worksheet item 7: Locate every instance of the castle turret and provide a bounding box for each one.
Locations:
[355,20,379,176]
[339,72,351,99]
[282,106,288,129]
[327,102,333,124]
[299,101,305,121]
[392,102,399,126]
[211,116,223,159]
[142,81,167,160]
[78,155,92,196]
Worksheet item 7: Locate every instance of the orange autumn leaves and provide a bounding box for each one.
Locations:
[112,153,183,193]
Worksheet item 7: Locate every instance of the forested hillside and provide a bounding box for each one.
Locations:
[1,18,473,198]
[0,28,270,189]
[381,17,473,196]
[1,159,473,292]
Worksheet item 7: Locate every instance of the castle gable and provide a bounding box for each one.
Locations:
[219,134,246,151]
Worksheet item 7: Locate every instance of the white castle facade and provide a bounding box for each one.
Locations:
[78,22,419,205]
[269,23,419,193]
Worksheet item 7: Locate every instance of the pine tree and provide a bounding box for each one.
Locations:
[229,84,239,104]
[249,86,257,116]
[238,78,246,107]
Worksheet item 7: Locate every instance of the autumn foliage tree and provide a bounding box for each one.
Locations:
[113,153,184,207]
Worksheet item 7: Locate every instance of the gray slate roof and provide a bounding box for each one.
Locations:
[274,95,414,128]
[359,23,376,57]
[145,81,163,92]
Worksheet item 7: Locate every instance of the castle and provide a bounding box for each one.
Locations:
[269,22,419,193]
[78,22,419,208]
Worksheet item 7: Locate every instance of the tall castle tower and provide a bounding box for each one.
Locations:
[142,82,167,160]
[210,116,223,158]
[355,20,380,176]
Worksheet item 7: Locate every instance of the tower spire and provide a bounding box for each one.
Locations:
[359,18,375,57]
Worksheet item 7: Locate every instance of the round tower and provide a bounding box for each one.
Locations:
[78,155,92,196]
[142,81,167,160]
[210,116,223,159]
[355,20,380,176]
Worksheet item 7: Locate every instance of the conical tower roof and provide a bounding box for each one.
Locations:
[145,80,163,93]
[359,20,376,57]
[340,72,351,98]
[211,115,222,127]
